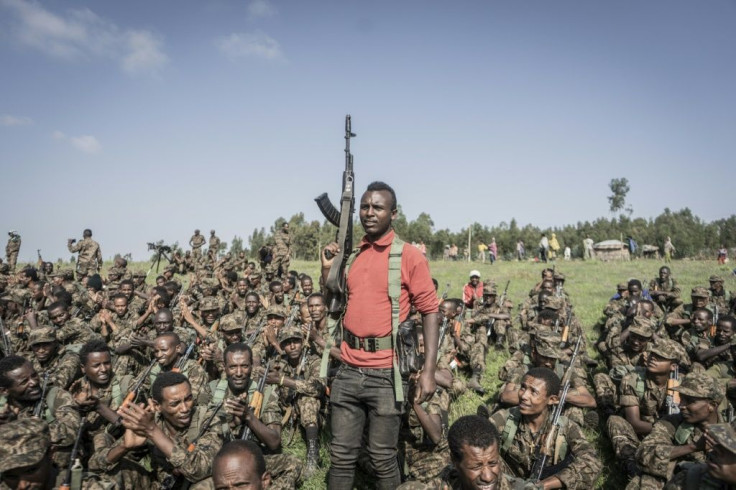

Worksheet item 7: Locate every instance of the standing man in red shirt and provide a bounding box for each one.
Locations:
[322,181,440,490]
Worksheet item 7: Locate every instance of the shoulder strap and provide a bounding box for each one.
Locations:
[111,378,123,408]
[553,416,569,464]
[44,386,60,423]
[674,422,696,446]
[501,407,522,453]
[388,235,405,403]
[634,367,647,400]
[319,246,361,378]
[210,379,229,406]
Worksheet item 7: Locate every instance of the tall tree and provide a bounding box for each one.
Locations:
[608,177,631,214]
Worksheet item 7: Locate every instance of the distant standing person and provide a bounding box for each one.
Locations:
[548,233,560,260]
[189,229,206,260]
[718,244,728,265]
[477,242,487,263]
[5,230,21,272]
[67,228,102,277]
[488,238,497,265]
[209,229,220,255]
[664,236,676,263]
[449,243,459,261]
[583,235,594,260]
[516,240,525,261]
[539,233,549,263]
[564,246,571,260]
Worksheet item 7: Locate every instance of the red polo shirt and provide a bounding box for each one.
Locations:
[342,230,439,368]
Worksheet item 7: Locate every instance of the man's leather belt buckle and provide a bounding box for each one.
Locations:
[344,329,389,353]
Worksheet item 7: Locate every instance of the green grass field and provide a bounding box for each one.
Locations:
[109,256,736,488]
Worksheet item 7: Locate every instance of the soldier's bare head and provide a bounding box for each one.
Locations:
[447,415,502,490]
[83,229,92,238]
[213,440,271,490]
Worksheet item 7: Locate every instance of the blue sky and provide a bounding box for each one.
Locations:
[1,0,734,262]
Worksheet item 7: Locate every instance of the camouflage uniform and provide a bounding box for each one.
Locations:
[0,418,58,490]
[67,236,103,276]
[666,290,713,341]
[708,276,733,313]
[4,233,20,272]
[471,285,512,346]
[400,389,451,482]
[271,227,291,276]
[663,423,736,490]
[54,316,99,348]
[706,358,736,409]
[632,373,726,490]
[190,232,206,261]
[489,406,602,488]
[92,406,222,488]
[28,327,80,390]
[606,340,686,465]
[650,276,683,311]
[209,232,221,254]
[272,350,325,430]
[207,376,303,490]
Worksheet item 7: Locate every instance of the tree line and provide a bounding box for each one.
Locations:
[225,207,735,262]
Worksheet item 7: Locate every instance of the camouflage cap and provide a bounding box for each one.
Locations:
[132,270,147,278]
[278,324,303,344]
[707,424,736,455]
[691,287,710,298]
[249,272,262,280]
[673,372,723,401]
[199,296,220,312]
[107,266,124,276]
[265,305,287,318]
[533,331,562,359]
[628,316,655,338]
[553,273,565,281]
[649,338,688,363]
[709,275,725,283]
[483,284,497,296]
[0,418,50,473]
[617,282,628,291]
[28,327,57,346]
[541,296,564,311]
[219,315,243,332]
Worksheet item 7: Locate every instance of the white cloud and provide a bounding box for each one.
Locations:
[1,0,168,76]
[216,31,284,61]
[52,130,101,154]
[121,30,168,76]
[71,135,101,154]
[1,114,32,126]
[247,0,277,19]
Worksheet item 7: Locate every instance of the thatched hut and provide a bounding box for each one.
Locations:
[641,245,660,259]
[594,240,630,261]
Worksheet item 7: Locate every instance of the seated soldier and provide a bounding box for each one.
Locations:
[487,367,601,488]
[663,423,736,489]
[213,440,272,490]
[649,266,683,312]
[0,418,57,489]
[498,331,596,428]
[606,339,689,480]
[695,314,734,369]
[207,342,301,489]
[665,288,711,341]
[679,308,715,371]
[0,355,81,478]
[147,331,210,404]
[98,372,222,488]
[27,326,80,390]
[397,415,539,490]
[265,323,326,477]
[44,300,98,348]
[398,325,453,484]
[466,284,511,350]
[200,312,246,379]
[633,372,727,489]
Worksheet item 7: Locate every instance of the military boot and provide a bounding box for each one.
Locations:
[304,425,320,478]
[467,367,486,395]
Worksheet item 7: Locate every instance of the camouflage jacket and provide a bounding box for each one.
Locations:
[489,407,601,489]
[397,466,540,489]
[31,346,80,390]
[67,237,102,267]
[619,369,668,423]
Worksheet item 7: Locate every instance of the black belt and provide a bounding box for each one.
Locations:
[342,329,392,352]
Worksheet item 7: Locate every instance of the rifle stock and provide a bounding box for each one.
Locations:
[242,360,272,440]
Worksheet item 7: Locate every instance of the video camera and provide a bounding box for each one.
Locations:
[147,241,173,254]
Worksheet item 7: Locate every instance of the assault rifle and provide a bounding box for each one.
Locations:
[245,317,267,347]
[315,115,356,314]
[712,305,719,338]
[0,317,13,356]
[187,400,224,452]
[666,365,680,415]
[33,372,50,418]
[559,308,574,349]
[59,422,86,490]
[242,359,272,440]
[530,335,582,482]
[441,283,450,300]
[438,316,449,350]
[174,342,197,372]
[121,358,158,409]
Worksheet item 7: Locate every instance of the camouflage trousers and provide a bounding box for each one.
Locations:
[296,395,321,428]
[606,415,641,462]
[626,473,666,490]
[271,250,290,277]
[6,251,18,271]
[490,320,509,339]
[76,261,99,277]
[265,453,303,490]
[593,372,618,408]
[402,437,450,483]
